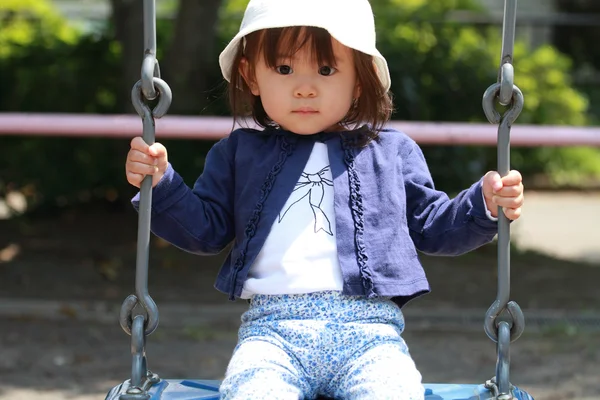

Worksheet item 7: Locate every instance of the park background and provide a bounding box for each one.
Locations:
[0,0,600,399]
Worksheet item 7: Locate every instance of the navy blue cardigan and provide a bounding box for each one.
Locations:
[132,127,498,307]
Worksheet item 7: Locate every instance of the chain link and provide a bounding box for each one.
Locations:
[497,0,517,106]
[118,0,172,398]
[141,0,160,101]
[481,1,525,398]
[495,320,512,396]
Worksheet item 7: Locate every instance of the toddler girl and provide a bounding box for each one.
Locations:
[125,0,525,398]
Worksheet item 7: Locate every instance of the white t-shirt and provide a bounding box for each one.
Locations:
[241,142,343,298]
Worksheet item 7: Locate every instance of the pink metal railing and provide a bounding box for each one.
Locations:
[0,113,599,146]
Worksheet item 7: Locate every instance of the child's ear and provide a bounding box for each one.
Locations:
[239,57,260,96]
[353,82,361,100]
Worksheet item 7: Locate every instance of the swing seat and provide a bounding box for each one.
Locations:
[105,379,535,399]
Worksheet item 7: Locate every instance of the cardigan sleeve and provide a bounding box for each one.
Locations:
[402,140,498,256]
[132,137,235,255]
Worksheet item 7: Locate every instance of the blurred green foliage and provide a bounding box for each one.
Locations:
[367,0,596,189]
[0,0,599,214]
[0,0,120,112]
[0,0,78,57]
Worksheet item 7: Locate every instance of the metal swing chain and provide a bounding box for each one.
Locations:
[481,1,525,399]
[118,0,172,399]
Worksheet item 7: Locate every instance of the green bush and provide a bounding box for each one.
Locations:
[368,0,598,190]
[0,0,78,57]
[0,0,123,214]
[0,0,120,113]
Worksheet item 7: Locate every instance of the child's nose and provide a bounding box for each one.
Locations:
[294,81,317,98]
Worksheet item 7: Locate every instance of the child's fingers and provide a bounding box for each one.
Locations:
[128,149,158,166]
[148,142,167,159]
[503,206,522,221]
[126,171,145,188]
[130,137,151,153]
[483,171,503,193]
[493,183,523,198]
[492,193,524,210]
[500,170,522,187]
[126,160,159,176]
[126,138,167,189]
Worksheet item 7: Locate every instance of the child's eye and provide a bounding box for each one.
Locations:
[319,66,337,76]
[275,65,293,75]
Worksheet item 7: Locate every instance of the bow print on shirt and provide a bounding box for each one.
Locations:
[278,166,334,235]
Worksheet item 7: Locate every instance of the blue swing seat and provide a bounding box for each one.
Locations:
[106,379,535,399]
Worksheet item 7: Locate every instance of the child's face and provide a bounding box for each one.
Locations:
[242,37,360,135]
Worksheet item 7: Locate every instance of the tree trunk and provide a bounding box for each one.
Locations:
[162,0,223,115]
[110,0,144,114]
[110,0,223,115]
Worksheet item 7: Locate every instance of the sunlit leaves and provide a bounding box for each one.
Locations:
[0,0,79,58]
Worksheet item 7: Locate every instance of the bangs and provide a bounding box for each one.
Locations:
[246,26,337,68]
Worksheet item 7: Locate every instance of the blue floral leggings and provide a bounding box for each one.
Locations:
[219,291,424,399]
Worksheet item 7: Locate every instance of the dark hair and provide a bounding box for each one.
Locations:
[227,26,393,144]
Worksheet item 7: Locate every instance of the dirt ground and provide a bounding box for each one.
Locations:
[1,191,600,400]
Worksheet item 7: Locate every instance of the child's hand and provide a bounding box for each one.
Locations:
[482,170,524,220]
[125,137,169,188]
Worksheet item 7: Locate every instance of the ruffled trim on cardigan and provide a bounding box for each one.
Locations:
[228,136,295,300]
[341,136,376,298]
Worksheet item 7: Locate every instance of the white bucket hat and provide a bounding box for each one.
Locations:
[218,0,391,92]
